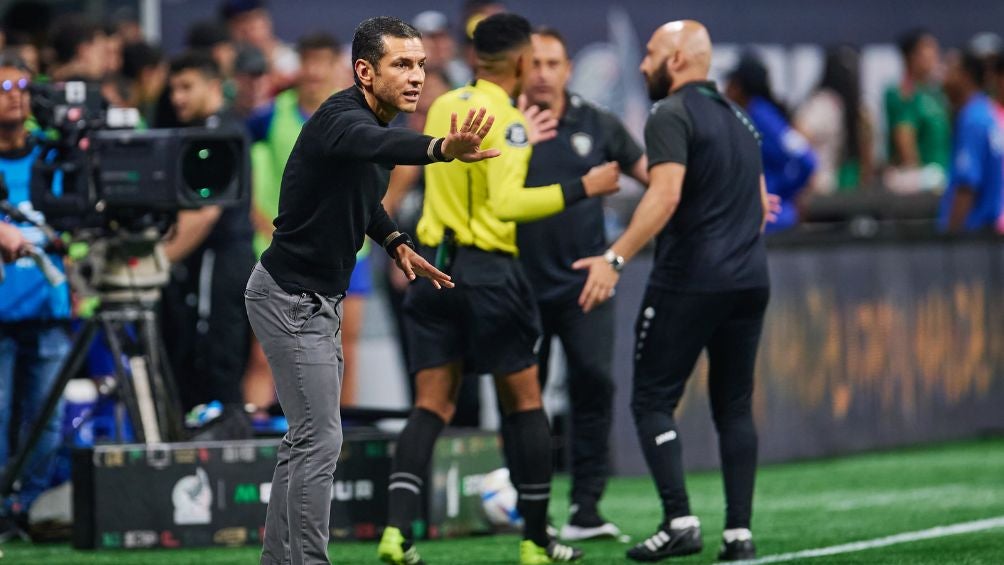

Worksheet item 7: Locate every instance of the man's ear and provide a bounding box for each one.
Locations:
[668,50,683,73]
[514,52,525,80]
[354,59,374,87]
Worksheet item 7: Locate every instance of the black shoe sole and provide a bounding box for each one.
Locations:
[627,544,703,562]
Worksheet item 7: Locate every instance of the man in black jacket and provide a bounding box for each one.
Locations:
[245,16,496,565]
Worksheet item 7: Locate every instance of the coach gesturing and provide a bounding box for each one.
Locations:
[574,20,772,562]
[245,17,497,565]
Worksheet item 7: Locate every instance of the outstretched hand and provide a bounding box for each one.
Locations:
[394,244,455,290]
[441,107,501,163]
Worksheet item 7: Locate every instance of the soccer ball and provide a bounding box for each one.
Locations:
[480,467,522,528]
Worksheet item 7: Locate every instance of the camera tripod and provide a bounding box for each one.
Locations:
[0,235,185,502]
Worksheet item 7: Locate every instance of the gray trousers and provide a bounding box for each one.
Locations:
[245,263,344,565]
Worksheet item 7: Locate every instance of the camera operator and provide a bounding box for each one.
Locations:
[159,51,255,439]
[0,51,72,541]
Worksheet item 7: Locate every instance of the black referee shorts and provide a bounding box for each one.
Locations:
[403,246,542,376]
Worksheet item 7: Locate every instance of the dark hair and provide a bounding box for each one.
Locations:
[3,29,33,48]
[994,54,1004,75]
[297,32,341,56]
[219,0,265,21]
[729,53,789,118]
[49,17,102,65]
[187,21,231,49]
[473,13,531,57]
[169,50,221,80]
[351,16,421,86]
[897,28,933,59]
[817,44,862,164]
[533,26,568,58]
[121,41,164,80]
[0,49,31,73]
[958,49,986,87]
[3,1,53,41]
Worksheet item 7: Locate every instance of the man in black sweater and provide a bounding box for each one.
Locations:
[245,16,497,565]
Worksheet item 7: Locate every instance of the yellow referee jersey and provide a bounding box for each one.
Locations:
[418,79,572,255]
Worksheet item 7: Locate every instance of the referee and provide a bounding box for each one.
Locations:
[518,27,648,542]
[246,17,497,565]
[574,21,771,562]
[379,14,620,565]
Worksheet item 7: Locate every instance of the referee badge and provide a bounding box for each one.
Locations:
[505,122,529,147]
[571,132,593,157]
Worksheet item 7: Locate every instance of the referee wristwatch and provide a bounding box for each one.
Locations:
[603,249,625,272]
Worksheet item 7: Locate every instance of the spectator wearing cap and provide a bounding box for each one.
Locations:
[219,0,298,90]
[939,50,1004,233]
[413,10,471,88]
[231,44,271,118]
[883,29,951,191]
[726,54,816,232]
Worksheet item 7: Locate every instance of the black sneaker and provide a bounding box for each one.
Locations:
[560,504,623,541]
[626,516,702,562]
[718,530,755,561]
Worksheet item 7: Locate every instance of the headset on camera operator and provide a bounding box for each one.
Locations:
[0,50,73,541]
[158,51,255,438]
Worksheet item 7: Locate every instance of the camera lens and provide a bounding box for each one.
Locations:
[181,140,236,200]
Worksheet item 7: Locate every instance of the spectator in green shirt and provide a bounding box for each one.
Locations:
[884,28,951,191]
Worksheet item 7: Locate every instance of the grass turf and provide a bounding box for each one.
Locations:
[2,437,1002,564]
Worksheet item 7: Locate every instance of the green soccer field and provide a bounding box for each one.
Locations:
[3,438,1003,564]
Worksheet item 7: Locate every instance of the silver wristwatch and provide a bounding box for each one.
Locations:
[603,249,625,272]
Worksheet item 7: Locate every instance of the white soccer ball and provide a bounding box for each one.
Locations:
[480,467,522,528]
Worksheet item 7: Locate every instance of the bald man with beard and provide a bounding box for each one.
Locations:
[574,21,772,562]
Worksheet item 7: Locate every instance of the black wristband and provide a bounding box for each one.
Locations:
[432,138,453,162]
[560,178,587,207]
[384,231,416,258]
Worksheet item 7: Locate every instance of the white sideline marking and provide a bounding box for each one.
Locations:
[737,516,1004,564]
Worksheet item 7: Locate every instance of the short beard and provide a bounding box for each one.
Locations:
[647,61,673,101]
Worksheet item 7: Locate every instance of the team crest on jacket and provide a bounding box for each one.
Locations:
[571,132,593,157]
[505,123,529,147]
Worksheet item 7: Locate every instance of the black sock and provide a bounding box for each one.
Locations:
[387,408,445,541]
[500,415,523,487]
[504,408,553,547]
[634,410,690,526]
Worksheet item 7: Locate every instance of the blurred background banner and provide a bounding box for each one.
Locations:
[610,235,1004,474]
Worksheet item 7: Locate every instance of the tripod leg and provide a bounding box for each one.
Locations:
[0,318,99,500]
[140,311,185,441]
[100,317,147,444]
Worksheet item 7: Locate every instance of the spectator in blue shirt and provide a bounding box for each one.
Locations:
[939,50,1004,232]
[0,51,72,540]
[726,55,817,233]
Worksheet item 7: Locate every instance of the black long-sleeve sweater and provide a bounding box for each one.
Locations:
[260,86,448,296]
